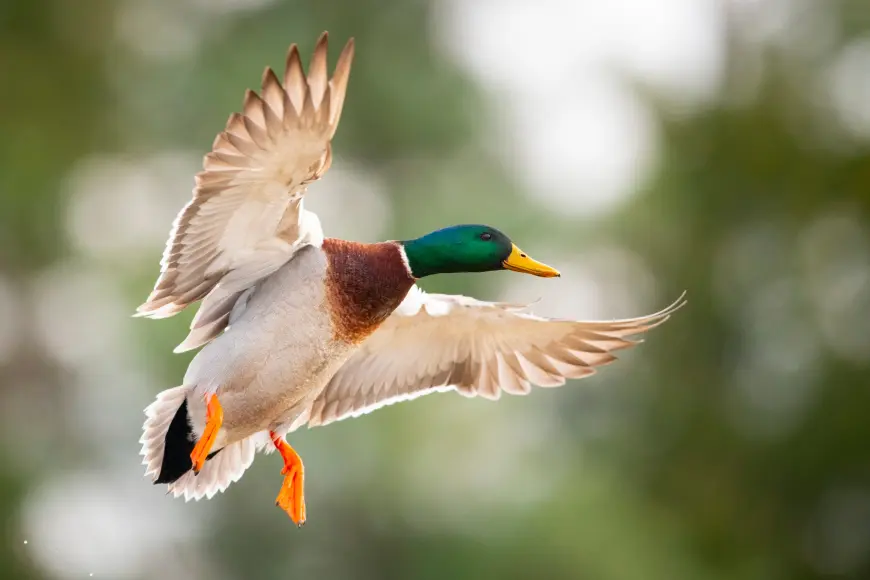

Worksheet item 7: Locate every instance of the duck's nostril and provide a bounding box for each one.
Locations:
[520,254,527,258]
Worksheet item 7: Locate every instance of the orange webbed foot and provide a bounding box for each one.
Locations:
[190,393,223,473]
[271,431,306,526]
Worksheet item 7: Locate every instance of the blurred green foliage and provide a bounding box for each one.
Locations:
[2,1,869,579]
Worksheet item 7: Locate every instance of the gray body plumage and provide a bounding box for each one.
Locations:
[183,246,353,451]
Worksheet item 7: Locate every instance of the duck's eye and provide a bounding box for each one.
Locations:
[480,232,492,241]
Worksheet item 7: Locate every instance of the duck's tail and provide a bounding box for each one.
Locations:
[139,385,261,501]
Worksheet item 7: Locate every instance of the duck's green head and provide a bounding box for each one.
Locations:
[400,225,560,279]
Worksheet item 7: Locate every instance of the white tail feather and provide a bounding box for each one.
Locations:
[166,436,259,501]
[140,385,269,501]
[140,385,190,480]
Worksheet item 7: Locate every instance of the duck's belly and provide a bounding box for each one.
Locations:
[182,246,356,446]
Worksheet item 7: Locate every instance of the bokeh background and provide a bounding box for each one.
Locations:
[2,0,870,578]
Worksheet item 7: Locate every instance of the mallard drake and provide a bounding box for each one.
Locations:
[138,32,685,526]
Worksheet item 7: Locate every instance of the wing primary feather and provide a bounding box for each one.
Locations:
[211,133,240,156]
[202,151,245,171]
[259,69,284,141]
[207,151,254,170]
[283,44,305,112]
[241,89,266,128]
[317,84,332,129]
[555,347,600,369]
[225,113,248,137]
[225,132,261,157]
[525,347,563,377]
[477,358,502,401]
[300,83,316,128]
[260,67,285,118]
[328,38,355,135]
[496,353,530,395]
[281,84,298,128]
[242,113,270,149]
[308,31,329,107]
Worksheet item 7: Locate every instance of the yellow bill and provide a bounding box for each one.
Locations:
[502,244,561,278]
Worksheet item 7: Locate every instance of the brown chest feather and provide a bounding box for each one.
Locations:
[322,239,415,343]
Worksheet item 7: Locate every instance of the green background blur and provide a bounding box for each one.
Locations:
[2,0,870,579]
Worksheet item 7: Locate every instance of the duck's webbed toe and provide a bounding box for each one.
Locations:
[270,431,306,526]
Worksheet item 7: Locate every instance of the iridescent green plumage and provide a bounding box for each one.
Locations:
[401,225,513,278]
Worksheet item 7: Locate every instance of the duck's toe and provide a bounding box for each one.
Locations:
[271,431,307,526]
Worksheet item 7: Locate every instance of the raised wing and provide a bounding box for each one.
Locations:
[136,32,355,339]
[294,287,686,429]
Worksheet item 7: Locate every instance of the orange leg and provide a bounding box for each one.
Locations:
[190,393,223,473]
[270,431,306,526]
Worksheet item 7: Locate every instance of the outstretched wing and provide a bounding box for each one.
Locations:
[137,32,355,341]
[294,287,686,429]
